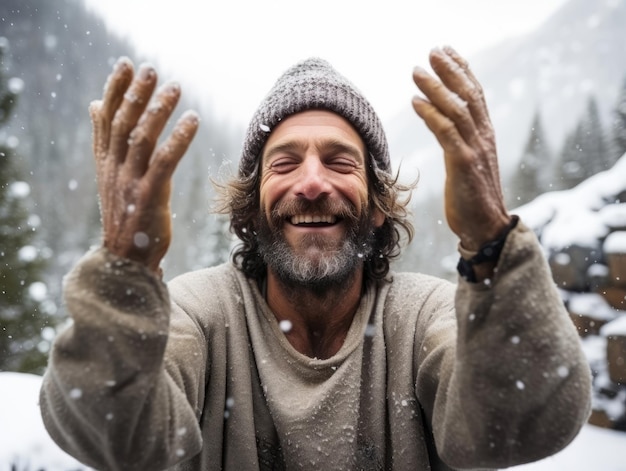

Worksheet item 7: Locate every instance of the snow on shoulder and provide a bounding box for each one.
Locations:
[0,371,90,470]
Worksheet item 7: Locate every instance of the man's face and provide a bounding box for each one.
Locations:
[257,110,384,289]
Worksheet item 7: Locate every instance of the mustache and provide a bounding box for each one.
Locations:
[269,197,360,226]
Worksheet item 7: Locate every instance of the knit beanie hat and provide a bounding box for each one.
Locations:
[239,58,390,177]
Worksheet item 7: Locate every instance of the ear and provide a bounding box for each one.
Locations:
[372,207,385,228]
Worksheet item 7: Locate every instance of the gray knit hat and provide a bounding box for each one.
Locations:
[239,58,390,177]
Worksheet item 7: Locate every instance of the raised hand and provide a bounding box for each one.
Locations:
[89,57,199,273]
[412,46,511,252]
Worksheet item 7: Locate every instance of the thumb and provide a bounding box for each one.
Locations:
[89,99,108,160]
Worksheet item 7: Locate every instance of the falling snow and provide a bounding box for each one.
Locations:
[279,320,293,333]
[133,232,150,248]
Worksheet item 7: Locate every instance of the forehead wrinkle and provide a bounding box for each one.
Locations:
[313,137,366,163]
[262,139,308,163]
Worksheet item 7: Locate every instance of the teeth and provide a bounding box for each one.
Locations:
[290,214,337,225]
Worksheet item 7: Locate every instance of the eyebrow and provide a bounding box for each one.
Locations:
[263,137,366,163]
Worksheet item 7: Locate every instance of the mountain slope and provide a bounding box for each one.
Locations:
[1,0,241,310]
[387,0,626,195]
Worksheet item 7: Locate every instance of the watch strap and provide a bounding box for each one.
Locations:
[457,215,520,283]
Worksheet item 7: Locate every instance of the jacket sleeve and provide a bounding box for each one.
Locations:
[414,221,592,469]
[39,248,206,471]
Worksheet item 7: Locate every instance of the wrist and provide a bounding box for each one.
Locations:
[457,215,519,283]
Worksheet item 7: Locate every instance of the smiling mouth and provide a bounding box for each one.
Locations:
[289,214,339,226]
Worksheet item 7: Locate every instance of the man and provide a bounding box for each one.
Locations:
[40,46,591,470]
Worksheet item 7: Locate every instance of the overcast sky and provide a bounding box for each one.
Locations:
[84,0,569,127]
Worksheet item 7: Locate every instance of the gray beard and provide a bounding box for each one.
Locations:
[257,209,375,293]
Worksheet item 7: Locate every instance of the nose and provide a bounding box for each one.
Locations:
[294,156,332,201]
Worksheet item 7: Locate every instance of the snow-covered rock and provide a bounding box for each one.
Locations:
[515,154,626,430]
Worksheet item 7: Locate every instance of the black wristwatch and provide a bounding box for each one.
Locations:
[457,216,519,283]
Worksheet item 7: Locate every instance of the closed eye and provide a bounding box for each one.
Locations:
[327,157,359,173]
[269,158,299,173]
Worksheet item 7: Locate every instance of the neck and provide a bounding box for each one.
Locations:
[265,268,364,359]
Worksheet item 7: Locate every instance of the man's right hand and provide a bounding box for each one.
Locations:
[89,57,199,274]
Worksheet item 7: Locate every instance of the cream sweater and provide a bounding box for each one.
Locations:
[40,222,591,470]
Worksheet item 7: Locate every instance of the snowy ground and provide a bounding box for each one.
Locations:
[1,371,624,470]
[0,372,88,471]
[507,424,626,470]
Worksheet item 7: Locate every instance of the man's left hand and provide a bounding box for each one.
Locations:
[412,46,511,252]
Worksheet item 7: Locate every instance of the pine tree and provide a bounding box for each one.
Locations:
[0,38,53,374]
[581,96,610,175]
[555,96,610,190]
[610,74,626,161]
[554,124,585,190]
[508,111,552,207]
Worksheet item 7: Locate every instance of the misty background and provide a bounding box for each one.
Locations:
[2,0,626,468]
[2,0,626,372]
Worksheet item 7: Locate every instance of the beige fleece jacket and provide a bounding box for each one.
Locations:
[40,222,591,470]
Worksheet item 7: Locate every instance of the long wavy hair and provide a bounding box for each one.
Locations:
[213,156,415,282]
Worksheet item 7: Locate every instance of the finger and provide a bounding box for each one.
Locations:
[412,65,476,141]
[430,47,492,130]
[411,96,473,169]
[125,81,182,176]
[100,57,135,123]
[89,99,113,230]
[428,48,502,173]
[89,100,105,159]
[442,45,482,94]
[92,58,134,164]
[145,110,200,191]
[109,64,158,163]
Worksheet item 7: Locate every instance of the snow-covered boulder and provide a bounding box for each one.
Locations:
[515,154,626,430]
